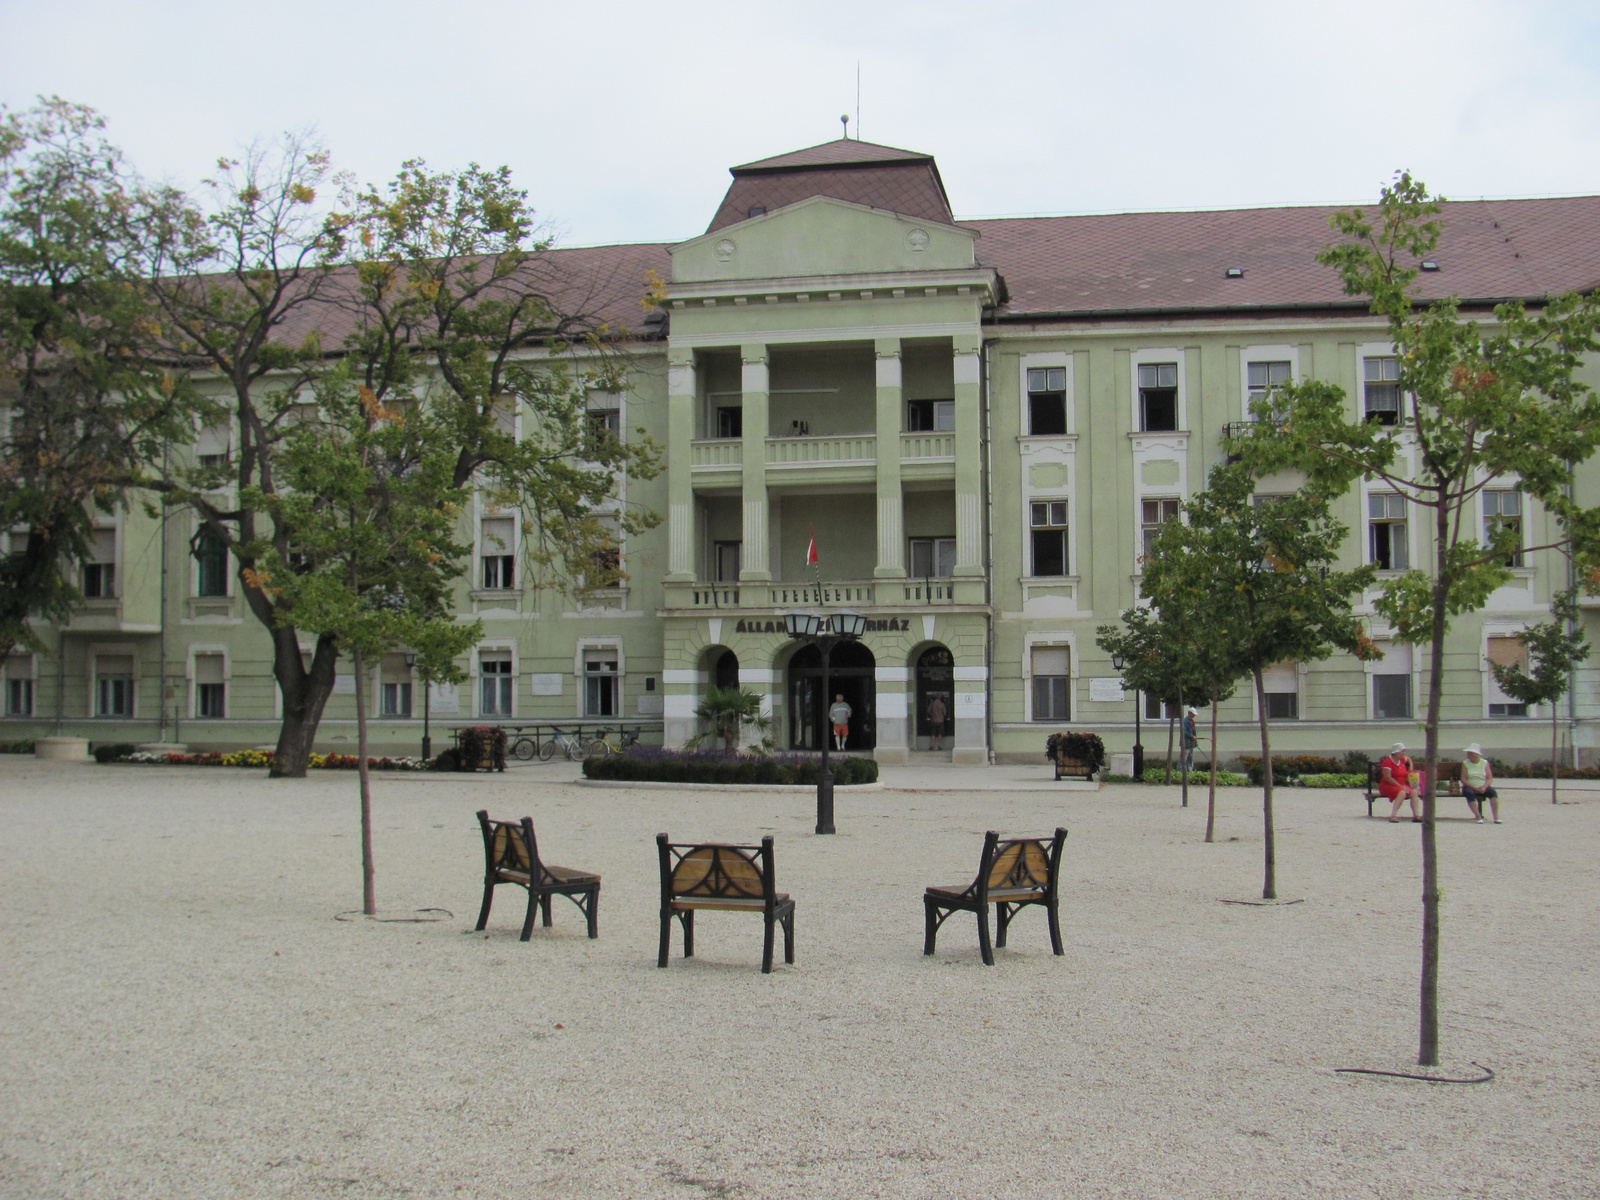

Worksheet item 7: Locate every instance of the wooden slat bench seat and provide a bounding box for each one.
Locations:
[924,828,1067,966]
[474,810,600,941]
[656,834,795,973]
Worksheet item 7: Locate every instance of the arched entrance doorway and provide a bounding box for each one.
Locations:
[712,647,739,691]
[787,641,875,750]
[914,644,954,750]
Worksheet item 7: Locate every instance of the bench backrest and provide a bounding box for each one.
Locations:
[477,810,543,880]
[969,828,1067,901]
[657,834,776,905]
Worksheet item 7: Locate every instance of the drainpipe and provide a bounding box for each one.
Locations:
[982,336,998,763]
[157,439,170,743]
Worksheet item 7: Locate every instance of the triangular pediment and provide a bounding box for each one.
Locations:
[672,195,977,283]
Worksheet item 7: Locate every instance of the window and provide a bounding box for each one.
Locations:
[380,653,413,717]
[1145,693,1178,720]
[1247,360,1292,420]
[479,653,513,716]
[584,649,619,717]
[1140,498,1181,561]
[907,399,955,432]
[1486,635,1530,717]
[1026,367,1067,435]
[716,406,743,439]
[198,451,229,470]
[4,656,33,716]
[588,544,621,587]
[1484,490,1523,567]
[195,527,229,597]
[1262,661,1299,720]
[83,529,116,598]
[1369,494,1409,570]
[1372,642,1411,719]
[194,654,225,719]
[1364,356,1401,425]
[909,537,956,579]
[1031,646,1071,721]
[1030,501,1068,576]
[96,655,134,717]
[480,517,515,590]
[586,408,620,456]
[713,540,741,582]
[1138,362,1178,432]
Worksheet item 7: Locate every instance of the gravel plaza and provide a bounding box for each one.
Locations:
[2,755,1597,1199]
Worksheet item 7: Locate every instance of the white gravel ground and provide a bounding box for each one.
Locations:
[2,756,1597,1199]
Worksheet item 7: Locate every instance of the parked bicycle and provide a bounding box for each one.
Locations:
[583,727,641,759]
[510,732,542,761]
[538,727,590,762]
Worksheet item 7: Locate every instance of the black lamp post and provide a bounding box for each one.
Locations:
[404,652,431,762]
[1109,650,1145,780]
[784,608,867,834]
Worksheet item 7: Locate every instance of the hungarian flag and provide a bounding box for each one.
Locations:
[806,528,818,566]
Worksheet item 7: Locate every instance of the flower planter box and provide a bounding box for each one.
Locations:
[1054,753,1093,781]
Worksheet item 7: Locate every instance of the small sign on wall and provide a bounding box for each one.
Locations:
[429,682,460,714]
[332,675,356,695]
[530,673,563,696]
[1088,677,1126,703]
[637,694,663,715]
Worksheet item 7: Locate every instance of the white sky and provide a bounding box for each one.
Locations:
[4,0,1598,248]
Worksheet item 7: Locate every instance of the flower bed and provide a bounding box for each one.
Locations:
[583,746,879,786]
[118,748,434,771]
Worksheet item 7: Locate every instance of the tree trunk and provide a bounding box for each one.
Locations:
[1164,712,1176,783]
[1254,666,1276,901]
[1205,686,1220,844]
[353,646,376,917]
[1552,703,1560,805]
[1178,687,1188,809]
[1418,541,1450,1068]
[269,627,339,778]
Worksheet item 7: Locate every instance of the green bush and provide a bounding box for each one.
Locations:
[1,738,35,754]
[583,748,878,786]
[1238,754,1346,785]
[1300,773,1370,788]
[1101,770,1251,786]
[92,743,138,764]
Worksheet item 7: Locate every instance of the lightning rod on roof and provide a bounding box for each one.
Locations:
[841,114,849,139]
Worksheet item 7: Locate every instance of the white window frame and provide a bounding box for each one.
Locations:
[1138,496,1182,569]
[1023,632,1078,723]
[83,524,119,600]
[1026,499,1070,579]
[473,642,518,719]
[1366,488,1412,572]
[1019,352,1074,437]
[1483,627,1536,718]
[4,652,37,717]
[574,637,624,720]
[1256,660,1303,721]
[1240,344,1299,421]
[1365,637,1417,721]
[188,646,230,720]
[87,643,139,719]
[477,508,520,592]
[1131,348,1186,434]
[1358,341,1405,426]
[191,518,234,599]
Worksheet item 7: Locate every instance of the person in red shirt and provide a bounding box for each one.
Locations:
[1380,741,1421,823]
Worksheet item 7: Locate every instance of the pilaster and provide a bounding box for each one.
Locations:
[666,347,697,580]
[953,334,983,576]
[874,337,906,578]
[739,344,771,581]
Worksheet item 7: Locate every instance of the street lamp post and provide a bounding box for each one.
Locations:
[1109,651,1145,780]
[784,609,867,835]
[404,652,431,762]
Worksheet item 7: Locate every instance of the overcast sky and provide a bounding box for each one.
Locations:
[4,0,1599,248]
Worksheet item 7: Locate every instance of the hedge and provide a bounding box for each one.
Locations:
[583,747,879,786]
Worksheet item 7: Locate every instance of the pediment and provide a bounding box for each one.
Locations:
[672,195,977,283]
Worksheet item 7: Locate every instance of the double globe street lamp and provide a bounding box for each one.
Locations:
[783,608,868,835]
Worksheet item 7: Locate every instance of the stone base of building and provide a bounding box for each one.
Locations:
[873,747,909,766]
[951,746,989,765]
[34,737,90,762]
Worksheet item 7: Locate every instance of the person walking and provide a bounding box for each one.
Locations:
[828,694,852,752]
[927,694,948,751]
[1461,743,1501,823]
[1380,741,1422,823]
[1180,706,1198,775]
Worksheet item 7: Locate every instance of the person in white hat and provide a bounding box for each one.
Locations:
[1461,744,1500,823]
[1379,742,1421,822]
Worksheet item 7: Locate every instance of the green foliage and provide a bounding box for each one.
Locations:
[0,98,207,658]
[1101,770,1252,787]
[583,750,879,786]
[1045,731,1106,771]
[1238,754,1347,784]
[91,742,138,763]
[1096,601,1235,714]
[0,738,34,754]
[1300,774,1370,788]
[688,686,771,753]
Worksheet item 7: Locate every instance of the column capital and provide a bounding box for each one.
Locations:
[668,345,695,368]
[953,332,982,356]
[875,336,902,359]
[741,343,768,365]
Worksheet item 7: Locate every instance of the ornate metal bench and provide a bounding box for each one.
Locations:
[474,810,600,941]
[924,828,1067,966]
[656,834,795,974]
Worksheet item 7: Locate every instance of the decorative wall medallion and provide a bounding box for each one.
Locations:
[714,238,737,262]
[905,227,931,252]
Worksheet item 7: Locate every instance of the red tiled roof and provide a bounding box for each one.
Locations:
[708,163,954,233]
[732,139,933,173]
[966,196,1600,317]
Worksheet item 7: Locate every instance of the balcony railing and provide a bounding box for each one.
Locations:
[690,439,743,468]
[663,577,974,610]
[765,434,875,465]
[900,432,956,460]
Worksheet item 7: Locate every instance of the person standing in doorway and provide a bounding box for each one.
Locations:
[1461,743,1501,824]
[927,694,949,751]
[1180,706,1198,775]
[829,694,852,751]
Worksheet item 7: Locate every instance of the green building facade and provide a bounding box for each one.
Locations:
[8,138,1600,766]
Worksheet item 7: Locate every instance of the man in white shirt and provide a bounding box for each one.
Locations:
[828,694,852,751]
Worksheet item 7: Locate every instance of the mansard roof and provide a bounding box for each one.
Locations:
[708,138,953,233]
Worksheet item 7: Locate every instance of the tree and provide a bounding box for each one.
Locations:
[1245,172,1600,1066]
[1490,583,1590,805]
[689,686,771,754]
[1138,461,1375,896]
[0,98,202,662]
[247,364,480,915]
[145,148,659,777]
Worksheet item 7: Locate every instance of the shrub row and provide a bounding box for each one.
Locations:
[1100,770,1254,786]
[115,748,434,770]
[1,738,35,754]
[583,747,879,786]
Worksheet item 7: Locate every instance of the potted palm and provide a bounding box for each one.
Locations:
[689,687,772,754]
